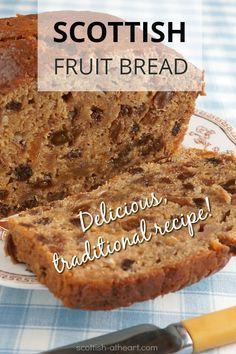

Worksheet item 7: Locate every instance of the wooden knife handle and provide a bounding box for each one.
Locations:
[182,306,236,352]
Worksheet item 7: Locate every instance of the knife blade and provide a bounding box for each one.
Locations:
[41,322,192,354]
[40,307,236,354]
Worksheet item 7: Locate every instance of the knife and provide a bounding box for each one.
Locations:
[41,307,236,353]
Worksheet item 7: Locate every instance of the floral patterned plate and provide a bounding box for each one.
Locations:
[0,109,235,290]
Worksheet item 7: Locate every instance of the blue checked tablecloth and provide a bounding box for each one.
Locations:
[0,1,236,353]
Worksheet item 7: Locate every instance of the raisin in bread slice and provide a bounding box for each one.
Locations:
[0,14,202,218]
[2,148,235,310]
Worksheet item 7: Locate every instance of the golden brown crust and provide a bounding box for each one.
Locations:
[3,223,232,310]
[0,38,36,94]
[0,15,37,95]
[0,14,37,41]
[62,246,230,309]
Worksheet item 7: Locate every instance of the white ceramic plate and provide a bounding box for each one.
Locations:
[0,109,235,290]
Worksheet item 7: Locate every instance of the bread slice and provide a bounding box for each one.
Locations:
[0,14,201,218]
[2,149,235,310]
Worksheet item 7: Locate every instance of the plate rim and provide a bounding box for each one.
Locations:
[194,108,236,144]
[0,269,45,289]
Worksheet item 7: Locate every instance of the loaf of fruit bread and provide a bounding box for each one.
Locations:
[0,14,202,218]
[2,149,235,310]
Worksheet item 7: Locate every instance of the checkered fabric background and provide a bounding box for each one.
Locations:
[0,1,235,353]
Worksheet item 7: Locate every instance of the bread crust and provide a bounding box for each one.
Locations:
[0,15,37,95]
[4,226,231,310]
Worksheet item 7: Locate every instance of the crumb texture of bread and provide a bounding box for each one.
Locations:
[0,14,198,218]
[2,149,236,310]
